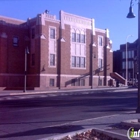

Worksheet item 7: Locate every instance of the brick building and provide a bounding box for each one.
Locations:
[120,40,138,80]
[0,10,113,90]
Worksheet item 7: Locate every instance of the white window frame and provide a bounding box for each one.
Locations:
[50,54,55,66]
[50,28,56,39]
[98,36,103,47]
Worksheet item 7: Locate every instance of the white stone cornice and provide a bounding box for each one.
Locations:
[95,28,106,33]
[60,10,92,29]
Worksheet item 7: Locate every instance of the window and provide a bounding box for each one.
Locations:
[122,61,126,69]
[50,28,55,39]
[50,79,54,87]
[71,31,85,43]
[72,33,76,42]
[98,58,103,68]
[81,79,85,86]
[32,28,35,39]
[122,51,126,59]
[72,56,76,67]
[98,36,103,46]
[31,54,35,66]
[50,54,55,66]
[77,33,80,42]
[76,57,80,67]
[81,34,85,43]
[80,57,85,68]
[72,56,85,68]
[128,61,133,69]
[13,37,18,47]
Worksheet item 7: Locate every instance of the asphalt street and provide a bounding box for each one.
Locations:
[0,88,138,140]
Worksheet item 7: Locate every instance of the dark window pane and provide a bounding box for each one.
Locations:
[50,28,55,39]
[77,34,80,42]
[80,57,85,68]
[72,56,76,67]
[72,33,76,42]
[81,34,85,43]
[13,37,18,47]
[76,57,80,67]
[50,54,55,66]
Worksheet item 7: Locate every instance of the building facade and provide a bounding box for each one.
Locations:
[113,40,138,81]
[0,10,113,90]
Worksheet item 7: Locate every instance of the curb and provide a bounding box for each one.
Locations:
[9,86,130,96]
[121,119,140,129]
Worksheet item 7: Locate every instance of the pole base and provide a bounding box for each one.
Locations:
[136,107,140,113]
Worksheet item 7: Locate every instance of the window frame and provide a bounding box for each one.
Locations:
[50,54,55,66]
[50,28,55,39]
[98,36,103,47]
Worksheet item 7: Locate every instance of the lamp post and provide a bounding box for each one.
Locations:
[23,47,29,92]
[127,0,140,113]
[125,35,133,86]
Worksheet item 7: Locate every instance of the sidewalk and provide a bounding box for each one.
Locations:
[40,112,140,140]
[0,86,133,97]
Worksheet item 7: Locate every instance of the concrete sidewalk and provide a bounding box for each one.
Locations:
[0,86,134,97]
[40,112,140,140]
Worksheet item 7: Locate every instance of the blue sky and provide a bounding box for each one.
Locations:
[0,0,138,51]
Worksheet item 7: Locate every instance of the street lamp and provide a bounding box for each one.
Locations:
[127,0,140,113]
[125,35,133,86]
[23,47,29,92]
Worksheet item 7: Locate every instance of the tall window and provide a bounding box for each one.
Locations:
[72,56,76,67]
[50,28,55,39]
[122,61,126,69]
[122,51,126,59]
[77,33,80,42]
[98,36,103,46]
[80,57,85,68]
[76,57,80,67]
[98,58,103,69]
[81,34,85,43]
[50,54,55,66]
[13,37,18,47]
[72,56,85,68]
[72,33,76,42]
[71,30,85,43]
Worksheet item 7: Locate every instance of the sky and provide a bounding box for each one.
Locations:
[0,0,138,51]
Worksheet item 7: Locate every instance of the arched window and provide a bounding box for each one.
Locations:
[71,29,76,42]
[81,31,85,43]
[76,30,80,43]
